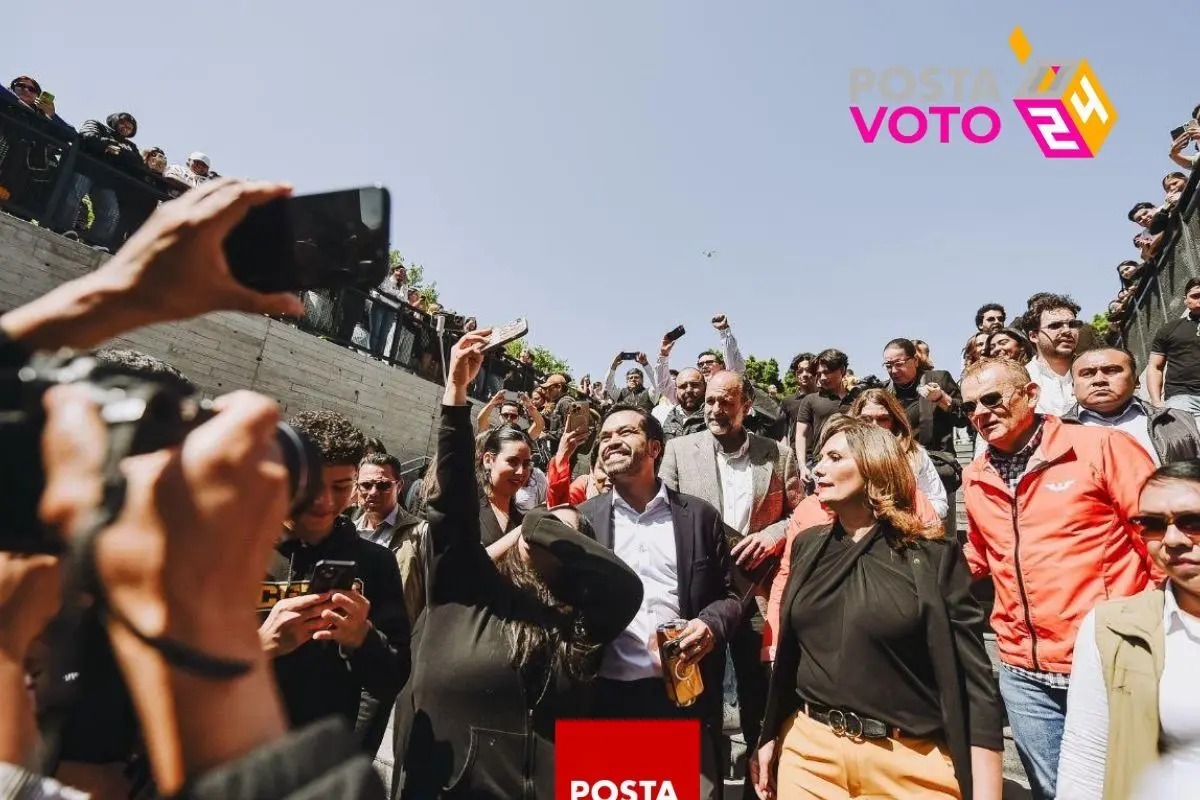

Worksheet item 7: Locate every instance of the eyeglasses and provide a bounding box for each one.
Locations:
[961,389,1012,416]
[881,357,912,370]
[1040,319,1084,332]
[500,412,520,420]
[357,480,396,492]
[697,359,719,368]
[1129,513,1200,539]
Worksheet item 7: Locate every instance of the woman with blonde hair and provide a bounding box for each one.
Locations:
[751,417,1003,800]
[850,388,948,519]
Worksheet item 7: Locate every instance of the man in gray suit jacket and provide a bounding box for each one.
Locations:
[659,371,802,792]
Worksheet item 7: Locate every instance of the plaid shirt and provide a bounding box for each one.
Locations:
[987,418,1070,689]
[986,417,1045,492]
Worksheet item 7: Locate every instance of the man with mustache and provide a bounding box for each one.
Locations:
[662,367,708,440]
[1025,293,1083,417]
[1063,347,1200,466]
[579,405,741,800]
[659,370,802,795]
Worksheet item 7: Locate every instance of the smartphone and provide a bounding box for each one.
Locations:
[565,401,591,437]
[38,91,55,105]
[664,325,686,343]
[1172,125,1189,141]
[618,351,640,362]
[308,560,357,594]
[484,318,529,351]
[225,186,390,294]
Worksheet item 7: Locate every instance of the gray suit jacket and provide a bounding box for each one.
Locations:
[658,430,803,547]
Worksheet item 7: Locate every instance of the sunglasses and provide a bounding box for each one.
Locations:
[697,359,719,368]
[500,412,520,420]
[12,83,36,92]
[882,357,912,370]
[1129,513,1200,539]
[357,480,396,492]
[961,389,1012,416]
[1040,319,1084,332]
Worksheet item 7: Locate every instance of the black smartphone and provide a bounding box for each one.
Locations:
[1172,125,1189,141]
[618,351,640,362]
[484,318,529,351]
[308,560,356,594]
[664,325,686,343]
[225,186,390,294]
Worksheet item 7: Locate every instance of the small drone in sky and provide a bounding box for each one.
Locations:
[702,250,716,258]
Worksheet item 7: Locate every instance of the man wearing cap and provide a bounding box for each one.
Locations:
[165,151,213,189]
[580,404,742,800]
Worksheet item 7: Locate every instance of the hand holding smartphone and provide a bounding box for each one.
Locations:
[309,560,356,594]
[483,318,529,351]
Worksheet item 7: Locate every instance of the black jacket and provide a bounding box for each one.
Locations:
[78,113,143,172]
[886,368,967,456]
[176,719,386,800]
[761,523,1003,800]
[577,485,742,722]
[394,405,624,800]
[1061,397,1200,465]
[263,518,411,751]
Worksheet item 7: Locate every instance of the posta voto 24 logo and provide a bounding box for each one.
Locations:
[849,26,1117,157]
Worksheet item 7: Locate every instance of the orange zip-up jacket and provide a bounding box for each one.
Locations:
[962,415,1161,674]
[762,490,941,662]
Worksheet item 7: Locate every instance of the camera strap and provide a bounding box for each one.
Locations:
[67,422,253,680]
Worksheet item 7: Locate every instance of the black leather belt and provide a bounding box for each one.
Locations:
[802,702,903,741]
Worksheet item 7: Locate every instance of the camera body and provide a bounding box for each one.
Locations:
[0,353,322,554]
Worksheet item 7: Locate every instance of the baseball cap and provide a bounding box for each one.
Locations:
[188,152,211,167]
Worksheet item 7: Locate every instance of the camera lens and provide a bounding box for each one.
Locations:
[274,423,323,516]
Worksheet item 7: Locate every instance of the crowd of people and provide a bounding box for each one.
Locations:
[1105,103,1200,336]
[0,73,219,250]
[3,83,1200,800]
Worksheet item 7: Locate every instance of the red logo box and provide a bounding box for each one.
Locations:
[556,719,700,799]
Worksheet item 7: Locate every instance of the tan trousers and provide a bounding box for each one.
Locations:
[776,710,960,799]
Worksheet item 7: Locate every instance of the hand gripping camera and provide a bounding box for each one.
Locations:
[0,353,323,554]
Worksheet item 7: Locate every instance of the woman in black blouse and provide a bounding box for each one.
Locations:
[476,424,532,552]
[751,416,1003,800]
[392,331,643,799]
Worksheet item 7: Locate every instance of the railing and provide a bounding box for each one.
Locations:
[1117,168,1200,367]
[0,100,185,251]
[0,100,541,404]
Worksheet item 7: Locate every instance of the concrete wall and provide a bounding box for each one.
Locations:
[0,213,460,464]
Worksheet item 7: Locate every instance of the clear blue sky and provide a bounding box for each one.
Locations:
[9,0,1191,384]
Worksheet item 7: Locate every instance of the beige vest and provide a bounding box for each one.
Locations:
[1094,588,1166,800]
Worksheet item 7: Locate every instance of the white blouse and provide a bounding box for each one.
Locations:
[911,445,948,520]
[1057,585,1200,799]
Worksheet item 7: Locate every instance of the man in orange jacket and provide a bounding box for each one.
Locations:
[960,357,1159,800]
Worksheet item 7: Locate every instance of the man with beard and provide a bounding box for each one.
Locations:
[663,367,708,440]
[1025,293,1083,417]
[659,370,802,796]
[579,405,742,800]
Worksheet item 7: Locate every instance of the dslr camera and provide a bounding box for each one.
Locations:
[0,353,323,554]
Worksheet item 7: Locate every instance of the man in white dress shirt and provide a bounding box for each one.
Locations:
[1024,294,1082,417]
[578,405,742,800]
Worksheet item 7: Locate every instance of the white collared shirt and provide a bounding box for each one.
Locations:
[1078,402,1159,465]
[599,482,681,682]
[1057,584,1200,799]
[1028,357,1076,417]
[715,434,754,535]
[356,504,401,546]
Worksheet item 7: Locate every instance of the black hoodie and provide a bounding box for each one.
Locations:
[261,516,411,751]
[78,111,142,171]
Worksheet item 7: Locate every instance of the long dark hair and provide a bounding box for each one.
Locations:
[475,424,533,498]
[494,543,602,687]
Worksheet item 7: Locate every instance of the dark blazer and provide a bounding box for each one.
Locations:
[760,523,1003,800]
[578,486,742,720]
[887,368,967,456]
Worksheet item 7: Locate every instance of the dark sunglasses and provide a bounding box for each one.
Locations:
[1129,513,1200,539]
[961,390,1010,416]
[357,480,396,492]
[12,83,36,92]
[1041,319,1084,332]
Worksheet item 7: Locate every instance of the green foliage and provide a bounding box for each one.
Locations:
[505,339,571,377]
[781,370,799,396]
[391,250,438,305]
[743,355,781,392]
[1091,311,1110,335]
